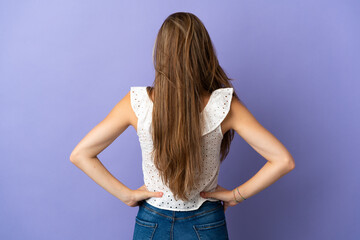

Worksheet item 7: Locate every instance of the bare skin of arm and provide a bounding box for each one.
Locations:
[69,91,163,207]
[200,96,295,211]
[70,91,295,211]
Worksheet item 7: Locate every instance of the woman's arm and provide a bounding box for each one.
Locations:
[69,91,133,203]
[202,97,295,208]
[69,90,162,206]
[228,97,295,200]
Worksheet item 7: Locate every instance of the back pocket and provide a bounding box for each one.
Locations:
[193,219,229,240]
[133,216,157,240]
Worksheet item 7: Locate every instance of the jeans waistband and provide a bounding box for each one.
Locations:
[139,200,223,220]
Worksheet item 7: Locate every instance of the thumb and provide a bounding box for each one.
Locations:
[150,191,163,198]
[200,191,216,199]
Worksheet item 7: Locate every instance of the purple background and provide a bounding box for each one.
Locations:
[1,1,359,239]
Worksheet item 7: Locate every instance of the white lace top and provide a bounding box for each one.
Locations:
[130,86,234,211]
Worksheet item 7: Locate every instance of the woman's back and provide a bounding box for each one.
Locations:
[130,86,234,211]
[70,11,295,240]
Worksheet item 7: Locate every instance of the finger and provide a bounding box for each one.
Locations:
[150,191,163,198]
[200,191,219,200]
[200,191,210,198]
[200,192,205,198]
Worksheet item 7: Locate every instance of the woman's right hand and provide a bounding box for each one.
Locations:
[200,184,244,212]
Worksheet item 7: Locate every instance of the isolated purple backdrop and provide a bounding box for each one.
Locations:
[0,1,359,239]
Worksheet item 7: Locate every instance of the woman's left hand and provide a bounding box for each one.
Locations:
[124,184,163,207]
[200,184,242,212]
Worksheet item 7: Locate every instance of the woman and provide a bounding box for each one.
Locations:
[70,12,295,240]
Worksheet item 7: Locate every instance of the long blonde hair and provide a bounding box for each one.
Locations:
[148,12,240,201]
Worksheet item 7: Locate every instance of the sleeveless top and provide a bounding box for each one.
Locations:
[130,86,234,211]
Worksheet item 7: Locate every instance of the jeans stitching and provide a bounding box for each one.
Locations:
[193,225,201,240]
[195,219,225,229]
[150,224,157,240]
[136,221,156,228]
[141,204,223,220]
[193,220,228,240]
[170,211,175,240]
[135,221,157,240]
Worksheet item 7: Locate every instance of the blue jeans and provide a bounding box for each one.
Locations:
[133,199,229,240]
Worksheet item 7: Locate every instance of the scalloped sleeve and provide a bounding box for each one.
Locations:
[201,87,234,136]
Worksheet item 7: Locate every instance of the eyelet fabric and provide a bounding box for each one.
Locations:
[130,86,234,211]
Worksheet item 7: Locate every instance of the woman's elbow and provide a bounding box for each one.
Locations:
[284,156,295,171]
[69,150,81,163]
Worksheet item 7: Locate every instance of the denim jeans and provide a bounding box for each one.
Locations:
[133,199,229,240]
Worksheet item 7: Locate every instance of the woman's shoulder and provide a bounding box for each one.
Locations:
[211,89,247,136]
[225,94,255,136]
